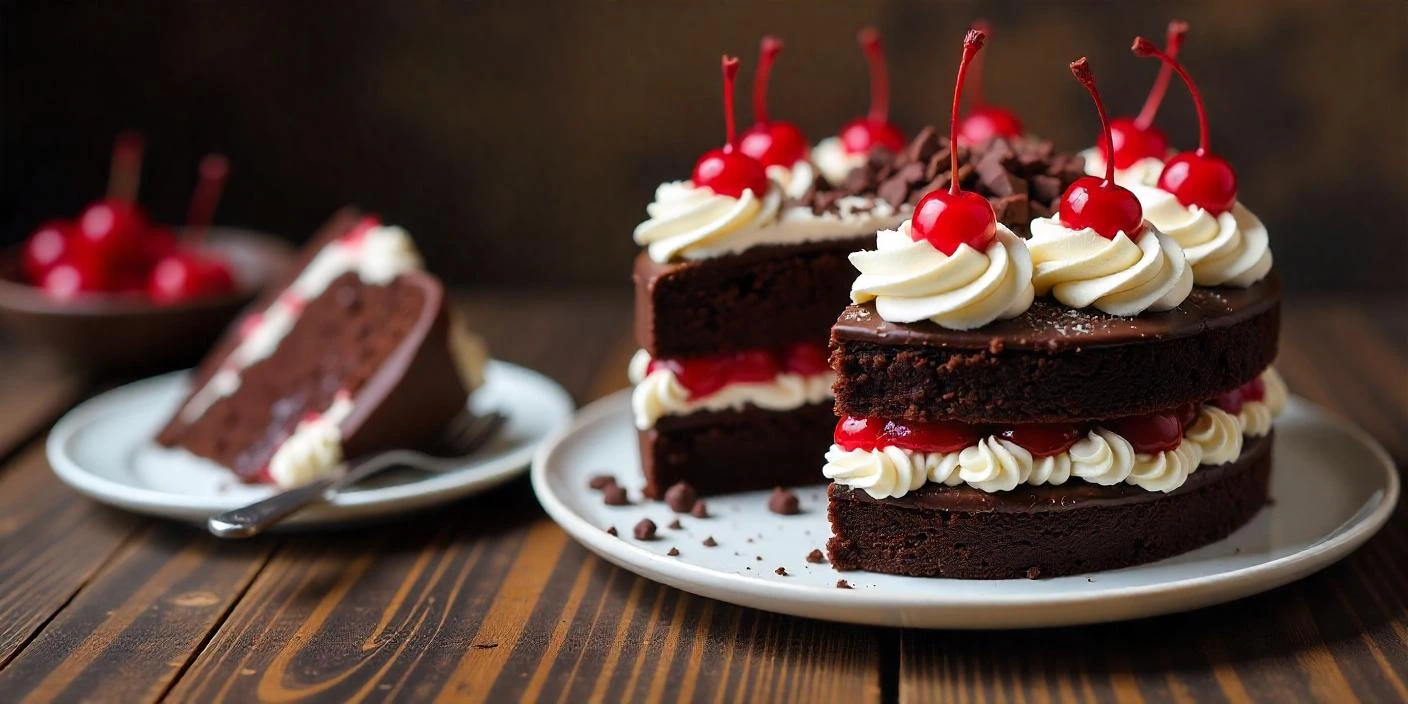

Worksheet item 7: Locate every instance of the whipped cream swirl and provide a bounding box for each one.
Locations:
[766,160,818,200]
[849,221,1034,330]
[1127,442,1203,493]
[1079,147,1167,188]
[1241,367,1288,437]
[811,137,866,185]
[267,394,353,488]
[822,444,935,499]
[633,181,783,262]
[628,350,833,429]
[1027,218,1192,316]
[1130,186,1273,287]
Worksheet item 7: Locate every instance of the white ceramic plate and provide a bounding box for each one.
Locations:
[532,391,1399,629]
[49,360,574,528]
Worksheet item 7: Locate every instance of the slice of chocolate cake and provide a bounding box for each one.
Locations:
[156,209,485,487]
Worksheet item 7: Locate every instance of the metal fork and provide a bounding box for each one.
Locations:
[207,410,507,539]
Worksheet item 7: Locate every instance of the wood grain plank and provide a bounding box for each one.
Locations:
[0,441,145,668]
[0,344,86,464]
[0,524,272,702]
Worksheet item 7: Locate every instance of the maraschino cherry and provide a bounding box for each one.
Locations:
[73,132,150,267]
[148,154,237,305]
[690,56,769,199]
[909,30,998,256]
[1057,59,1145,239]
[1132,36,1238,214]
[958,20,1024,145]
[738,36,809,168]
[21,221,73,284]
[1102,21,1188,169]
[837,28,906,156]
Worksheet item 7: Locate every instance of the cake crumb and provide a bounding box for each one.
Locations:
[588,474,617,490]
[755,555,763,561]
[1025,567,1042,580]
[768,487,800,515]
[633,519,657,540]
[603,485,630,506]
[775,567,788,576]
[667,547,680,557]
[836,579,853,589]
[664,481,698,512]
[667,518,682,530]
[806,549,826,564]
[605,526,617,536]
[690,500,709,518]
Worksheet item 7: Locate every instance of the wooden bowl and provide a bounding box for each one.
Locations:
[0,228,295,376]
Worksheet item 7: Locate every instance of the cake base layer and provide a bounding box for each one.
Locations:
[832,275,1282,423]
[639,403,834,499]
[827,434,1272,579]
[634,236,871,358]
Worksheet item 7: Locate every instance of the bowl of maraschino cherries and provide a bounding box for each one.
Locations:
[0,133,294,374]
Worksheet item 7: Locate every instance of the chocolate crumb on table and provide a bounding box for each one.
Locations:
[633,519,657,540]
[806,549,826,564]
[768,486,800,515]
[664,481,698,512]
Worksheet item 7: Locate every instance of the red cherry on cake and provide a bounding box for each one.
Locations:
[884,419,982,454]
[909,30,998,256]
[1132,36,1238,215]
[957,20,1024,145]
[835,416,886,452]
[1108,411,1183,454]
[782,341,830,376]
[837,28,906,156]
[147,251,236,305]
[691,56,769,199]
[1000,423,1084,458]
[1058,59,1144,239]
[21,221,74,284]
[738,36,809,169]
[1103,21,1188,169]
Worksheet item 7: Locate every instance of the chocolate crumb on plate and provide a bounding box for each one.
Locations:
[667,518,683,530]
[588,474,617,490]
[690,500,709,518]
[1025,566,1042,580]
[806,549,826,564]
[603,484,630,506]
[667,547,680,557]
[836,579,853,589]
[702,536,718,547]
[664,481,698,512]
[633,519,657,541]
[768,487,800,515]
[605,526,617,536]
[775,567,788,576]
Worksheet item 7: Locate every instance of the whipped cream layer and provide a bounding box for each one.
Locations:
[628,349,833,430]
[267,392,353,488]
[1027,218,1192,316]
[1130,186,1273,287]
[179,223,424,423]
[1079,147,1167,188]
[811,136,866,185]
[825,368,1286,499]
[849,221,1034,330]
[633,180,903,263]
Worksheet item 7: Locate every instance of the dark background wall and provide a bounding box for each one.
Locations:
[3,0,1405,293]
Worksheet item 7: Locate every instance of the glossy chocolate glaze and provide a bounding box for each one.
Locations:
[832,432,1271,514]
[833,273,1282,352]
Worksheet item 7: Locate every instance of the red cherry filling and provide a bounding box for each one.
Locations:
[782,341,830,376]
[909,29,998,256]
[691,56,768,199]
[999,423,1084,458]
[838,28,905,155]
[1239,377,1266,403]
[738,36,809,168]
[1210,389,1244,415]
[957,21,1023,145]
[1132,36,1238,215]
[1058,59,1144,239]
[648,356,729,400]
[1107,412,1183,454]
[835,416,886,452]
[21,221,74,284]
[885,419,983,454]
[1175,401,1200,429]
[729,350,781,384]
[1103,21,1187,169]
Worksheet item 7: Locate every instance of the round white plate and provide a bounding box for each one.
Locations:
[532,391,1399,629]
[50,360,574,528]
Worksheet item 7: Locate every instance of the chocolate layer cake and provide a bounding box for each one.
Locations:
[156,209,484,487]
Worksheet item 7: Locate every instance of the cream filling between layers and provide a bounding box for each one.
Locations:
[632,179,903,262]
[1078,147,1168,188]
[824,368,1286,499]
[1130,186,1273,287]
[178,224,424,423]
[628,350,834,430]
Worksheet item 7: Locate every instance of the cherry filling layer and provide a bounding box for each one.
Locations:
[646,341,831,400]
[836,375,1269,456]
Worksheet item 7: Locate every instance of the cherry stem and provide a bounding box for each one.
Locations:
[108,131,144,204]
[968,19,992,108]
[949,30,986,194]
[754,36,782,124]
[1070,58,1116,185]
[186,154,229,246]
[721,55,741,150]
[1134,20,1189,130]
[858,27,889,124]
[1132,36,1211,154]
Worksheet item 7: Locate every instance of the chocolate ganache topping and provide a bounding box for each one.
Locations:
[797,126,1086,236]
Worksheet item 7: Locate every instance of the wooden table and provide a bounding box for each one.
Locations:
[0,292,1403,703]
